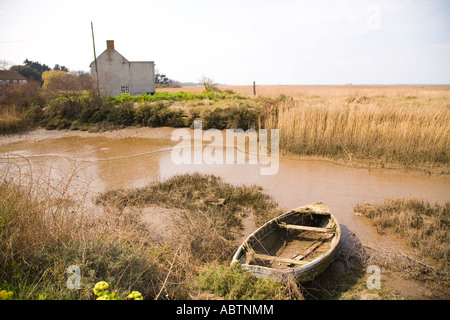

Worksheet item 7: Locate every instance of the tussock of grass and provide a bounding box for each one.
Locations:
[0,180,77,266]
[97,173,283,265]
[97,173,282,228]
[194,263,292,300]
[354,198,450,284]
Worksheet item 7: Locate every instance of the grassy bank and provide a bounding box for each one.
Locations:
[19,90,261,132]
[1,170,294,300]
[0,175,172,300]
[354,198,450,294]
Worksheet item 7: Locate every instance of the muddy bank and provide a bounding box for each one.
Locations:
[0,127,176,145]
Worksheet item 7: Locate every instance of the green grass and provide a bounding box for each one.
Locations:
[107,90,247,105]
[32,90,260,131]
[194,263,289,300]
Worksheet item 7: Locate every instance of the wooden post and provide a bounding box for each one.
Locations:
[91,22,100,97]
[253,81,256,96]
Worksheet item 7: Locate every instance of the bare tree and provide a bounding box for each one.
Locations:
[0,60,13,70]
[199,75,217,92]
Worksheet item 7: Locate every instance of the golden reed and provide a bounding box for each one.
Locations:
[161,86,450,170]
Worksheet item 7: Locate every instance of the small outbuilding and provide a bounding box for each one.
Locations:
[90,40,155,97]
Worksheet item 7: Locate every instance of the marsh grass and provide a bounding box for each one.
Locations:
[0,167,287,300]
[354,198,450,287]
[161,85,450,100]
[194,263,297,300]
[96,173,291,299]
[0,106,30,134]
[0,162,189,300]
[6,85,448,171]
[97,173,282,228]
[96,173,283,267]
[263,94,450,171]
[159,86,450,171]
[0,168,88,299]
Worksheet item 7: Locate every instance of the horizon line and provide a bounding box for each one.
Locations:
[180,83,450,87]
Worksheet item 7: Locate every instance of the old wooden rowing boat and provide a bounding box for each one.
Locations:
[231,202,341,282]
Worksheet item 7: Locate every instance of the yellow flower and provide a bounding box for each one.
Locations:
[0,290,14,300]
[127,291,143,300]
[93,281,110,296]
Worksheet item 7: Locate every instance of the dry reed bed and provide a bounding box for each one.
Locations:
[0,162,177,300]
[161,86,450,171]
[0,105,29,134]
[264,96,449,169]
[158,85,450,99]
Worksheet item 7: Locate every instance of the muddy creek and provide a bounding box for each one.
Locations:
[1,128,449,298]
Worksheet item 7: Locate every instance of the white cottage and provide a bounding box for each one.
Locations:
[90,40,155,97]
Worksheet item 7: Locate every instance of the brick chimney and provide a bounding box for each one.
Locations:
[106,40,115,50]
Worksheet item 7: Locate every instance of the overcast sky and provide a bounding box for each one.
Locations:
[1,0,449,85]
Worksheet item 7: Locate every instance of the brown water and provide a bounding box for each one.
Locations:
[1,128,449,297]
[2,129,448,242]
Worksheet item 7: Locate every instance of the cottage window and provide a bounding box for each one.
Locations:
[121,86,130,94]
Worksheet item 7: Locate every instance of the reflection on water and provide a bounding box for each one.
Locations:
[1,134,449,248]
[1,136,175,191]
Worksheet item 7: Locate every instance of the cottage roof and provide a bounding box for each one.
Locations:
[0,70,28,81]
[89,40,154,68]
